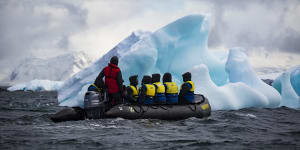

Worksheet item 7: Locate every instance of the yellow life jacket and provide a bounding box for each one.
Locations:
[164,82,178,94]
[153,82,165,94]
[144,84,155,97]
[130,85,139,98]
[180,81,195,92]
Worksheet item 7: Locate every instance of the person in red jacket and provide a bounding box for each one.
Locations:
[94,56,123,109]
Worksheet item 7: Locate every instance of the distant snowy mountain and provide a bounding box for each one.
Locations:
[3,51,93,85]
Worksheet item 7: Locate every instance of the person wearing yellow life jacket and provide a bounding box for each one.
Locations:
[125,75,139,103]
[87,83,102,93]
[138,75,155,104]
[152,73,166,104]
[163,72,178,104]
[179,72,195,104]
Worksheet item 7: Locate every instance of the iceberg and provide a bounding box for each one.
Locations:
[8,79,63,91]
[272,65,300,97]
[279,72,300,108]
[58,14,228,107]
[272,66,300,108]
[56,14,286,109]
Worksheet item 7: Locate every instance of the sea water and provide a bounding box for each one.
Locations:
[1,88,299,149]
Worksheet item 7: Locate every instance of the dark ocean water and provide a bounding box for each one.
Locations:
[0,88,300,150]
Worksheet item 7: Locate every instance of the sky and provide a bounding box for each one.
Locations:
[0,0,300,80]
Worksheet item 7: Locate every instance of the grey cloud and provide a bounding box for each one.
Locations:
[205,0,300,53]
[276,28,300,53]
[0,0,88,78]
[0,0,87,59]
[1,0,300,81]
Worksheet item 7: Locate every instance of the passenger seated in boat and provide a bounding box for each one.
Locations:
[125,75,139,103]
[87,83,102,92]
[163,72,179,104]
[87,83,105,101]
[138,75,155,104]
[152,73,166,104]
[179,72,195,104]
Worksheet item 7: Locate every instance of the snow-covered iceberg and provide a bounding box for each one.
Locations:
[58,15,228,107]
[8,79,63,91]
[57,14,291,109]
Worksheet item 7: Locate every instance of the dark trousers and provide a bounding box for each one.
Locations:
[105,92,122,110]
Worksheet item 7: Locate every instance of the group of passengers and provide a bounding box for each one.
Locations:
[126,72,195,105]
[88,56,195,108]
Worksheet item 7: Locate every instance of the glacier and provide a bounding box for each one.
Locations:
[56,14,289,110]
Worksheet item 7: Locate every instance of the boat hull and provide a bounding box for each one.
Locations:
[105,95,211,120]
[51,94,211,122]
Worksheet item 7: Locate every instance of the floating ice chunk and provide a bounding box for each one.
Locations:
[225,48,281,108]
[273,65,300,97]
[279,72,300,108]
[8,79,63,91]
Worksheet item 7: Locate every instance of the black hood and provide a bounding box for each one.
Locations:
[110,56,119,66]
[182,72,191,82]
[151,73,161,83]
[129,75,138,86]
[142,75,152,84]
[163,72,172,82]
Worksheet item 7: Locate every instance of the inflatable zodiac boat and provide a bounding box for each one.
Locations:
[51,92,211,122]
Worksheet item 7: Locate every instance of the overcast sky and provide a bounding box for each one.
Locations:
[0,0,300,79]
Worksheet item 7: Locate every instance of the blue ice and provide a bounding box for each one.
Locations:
[272,66,300,108]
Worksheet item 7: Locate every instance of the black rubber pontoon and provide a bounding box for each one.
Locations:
[105,95,210,120]
[51,92,211,122]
